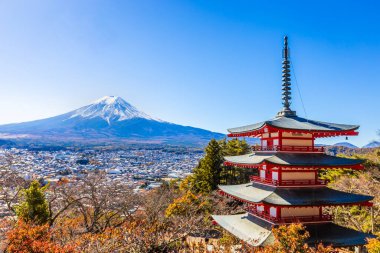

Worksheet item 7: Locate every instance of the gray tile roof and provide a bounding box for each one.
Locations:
[211,213,274,246]
[306,223,375,247]
[224,153,363,167]
[212,213,374,247]
[228,115,359,134]
[219,183,373,205]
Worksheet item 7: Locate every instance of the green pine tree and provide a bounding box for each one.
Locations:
[220,138,251,184]
[222,138,250,156]
[192,139,224,193]
[16,180,50,225]
[190,138,251,192]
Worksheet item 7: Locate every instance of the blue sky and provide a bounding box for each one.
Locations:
[0,0,379,146]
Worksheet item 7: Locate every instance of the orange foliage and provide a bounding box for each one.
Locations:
[366,238,380,253]
[4,220,77,253]
[253,224,334,253]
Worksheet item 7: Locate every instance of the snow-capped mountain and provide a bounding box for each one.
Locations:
[69,96,160,124]
[0,96,224,145]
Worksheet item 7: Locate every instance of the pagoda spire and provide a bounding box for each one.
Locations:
[277,36,296,117]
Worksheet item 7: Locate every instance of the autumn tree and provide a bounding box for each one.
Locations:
[270,223,310,252]
[166,191,211,218]
[252,223,333,253]
[314,148,380,234]
[0,154,28,215]
[109,184,214,252]
[4,220,76,253]
[326,172,380,233]
[52,172,140,233]
[366,237,380,253]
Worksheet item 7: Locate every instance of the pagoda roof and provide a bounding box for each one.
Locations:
[306,222,375,247]
[224,153,363,168]
[212,213,274,246]
[218,183,373,206]
[227,115,359,137]
[212,213,374,247]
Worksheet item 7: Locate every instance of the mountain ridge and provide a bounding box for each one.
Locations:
[0,96,224,146]
[363,141,380,149]
[332,142,358,149]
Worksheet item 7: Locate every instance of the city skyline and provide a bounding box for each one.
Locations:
[0,1,379,146]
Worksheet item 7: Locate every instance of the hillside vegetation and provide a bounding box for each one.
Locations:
[1,142,380,252]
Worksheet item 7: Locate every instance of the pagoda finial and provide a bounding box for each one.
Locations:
[277,35,296,117]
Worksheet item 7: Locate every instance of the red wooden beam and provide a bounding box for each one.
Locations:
[227,124,359,138]
[223,161,364,170]
[247,201,374,208]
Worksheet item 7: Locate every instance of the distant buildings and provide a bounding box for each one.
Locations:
[0,146,202,192]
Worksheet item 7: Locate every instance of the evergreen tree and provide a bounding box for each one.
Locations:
[190,138,252,192]
[220,138,252,184]
[218,139,227,154]
[16,180,50,225]
[222,138,250,156]
[192,139,224,193]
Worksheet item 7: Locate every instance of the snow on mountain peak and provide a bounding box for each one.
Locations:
[93,96,125,105]
[69,96,161,124]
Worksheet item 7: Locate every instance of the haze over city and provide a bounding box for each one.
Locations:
[0,1,379,146]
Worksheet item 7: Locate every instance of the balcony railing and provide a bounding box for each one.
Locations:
[252,145,324,153]
[250,175,328,187]
[247,207,333,224]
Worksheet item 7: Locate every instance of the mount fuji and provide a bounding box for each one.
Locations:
[0,96,224,145]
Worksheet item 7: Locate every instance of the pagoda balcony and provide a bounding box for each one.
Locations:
[247,207,333,224]
[250,175,328,187]
[252,145,324,153]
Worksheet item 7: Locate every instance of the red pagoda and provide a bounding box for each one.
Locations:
[212,36,374,249]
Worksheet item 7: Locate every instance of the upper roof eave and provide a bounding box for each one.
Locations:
[227,116,359,135]
[224,153,363,168]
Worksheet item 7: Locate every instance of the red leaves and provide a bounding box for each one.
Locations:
[5,220,77,253]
